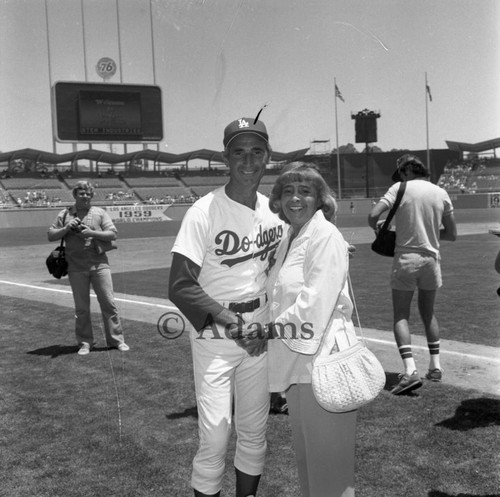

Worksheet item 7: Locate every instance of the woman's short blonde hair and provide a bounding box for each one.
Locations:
[72,180,94,197]
[268,162,337,223]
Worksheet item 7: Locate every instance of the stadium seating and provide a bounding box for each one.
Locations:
[182,176,228,186]
[90,188,139,204]
[260,175,280,184]
[133,187,194,203]
[0,188,14,206]
[123,176,182,187]
[66,177,124,189]
[187,185,220,197]
[466,174,500,192]
[7,188,74,206]
[1,154,499,209]
[438,158,500,193]
[0,178,63,190]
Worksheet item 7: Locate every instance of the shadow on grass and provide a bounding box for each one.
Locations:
[429,491,500,497]
[166,406,198,419]
[27,344,79,357]
[27,344,119,358]
[435,398,500,431]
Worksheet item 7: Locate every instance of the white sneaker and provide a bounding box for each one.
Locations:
[78,343,91,356]
[117,343,130,352]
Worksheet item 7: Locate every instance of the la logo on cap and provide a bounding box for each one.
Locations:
[223,117,269,147]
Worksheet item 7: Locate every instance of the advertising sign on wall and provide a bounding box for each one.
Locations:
[104,205,172,223]
[489,193,500,208]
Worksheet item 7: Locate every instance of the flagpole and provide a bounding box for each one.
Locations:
[115,0,125,157]
[149,0,159,154]
[334,77,341,199]
[80,0,90,163]
[44,0,56,154]
[425,72,431,179]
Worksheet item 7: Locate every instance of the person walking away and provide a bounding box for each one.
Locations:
[168,117,283,497]
[368,155,456,395]
[47,180,129,356]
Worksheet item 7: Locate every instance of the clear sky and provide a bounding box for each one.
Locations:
[1,0,499,157]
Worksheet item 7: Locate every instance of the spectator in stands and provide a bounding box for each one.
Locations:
[368,154,457,395]
[47,180,129,356]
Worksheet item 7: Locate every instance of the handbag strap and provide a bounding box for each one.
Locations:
[59,209,68,249]
[330,274,365,351]
[315,270,367,357]
[380,181,406,231]
[347,273,365,345]
[314,261,350,357]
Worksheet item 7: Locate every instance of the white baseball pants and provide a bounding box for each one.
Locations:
[189,307,269,494]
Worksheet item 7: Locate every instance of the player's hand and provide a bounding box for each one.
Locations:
[227,317,267,356]
[219,308,268,356]
[236,337,267,356]
[238,329,268,356]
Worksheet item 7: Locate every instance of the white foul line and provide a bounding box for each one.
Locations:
[364,337,500,364]
[0,279,171,309]
[1,279,498,364]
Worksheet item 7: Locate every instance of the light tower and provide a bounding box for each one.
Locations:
[351,109,381,198]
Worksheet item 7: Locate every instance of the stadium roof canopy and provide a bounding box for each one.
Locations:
[0,147,310,167]
[445,137,500,155]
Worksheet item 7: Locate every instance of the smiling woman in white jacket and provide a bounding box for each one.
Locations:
[266,163,357,497]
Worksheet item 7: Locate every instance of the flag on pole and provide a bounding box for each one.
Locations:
[335,83,345,103]
[426,83,432,102]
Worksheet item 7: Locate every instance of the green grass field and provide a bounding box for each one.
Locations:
[44,232,499,347]
[0,216,499,496]
[1,294,499,497]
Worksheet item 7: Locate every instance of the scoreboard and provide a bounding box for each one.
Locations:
[53,81,163,143]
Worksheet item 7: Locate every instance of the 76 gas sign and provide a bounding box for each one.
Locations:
[96,57,117,80]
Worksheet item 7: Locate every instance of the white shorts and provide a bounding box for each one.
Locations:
[391,252,442,291]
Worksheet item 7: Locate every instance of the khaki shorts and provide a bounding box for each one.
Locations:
[391,252,442,291]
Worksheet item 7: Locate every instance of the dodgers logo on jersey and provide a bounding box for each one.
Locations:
[215,223,283,268]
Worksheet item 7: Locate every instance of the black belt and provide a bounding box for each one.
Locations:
[228,296,266,314]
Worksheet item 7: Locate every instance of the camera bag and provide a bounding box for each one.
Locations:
[46,210,69,279]
[371,182,406,257]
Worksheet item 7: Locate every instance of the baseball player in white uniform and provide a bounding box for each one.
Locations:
[169,118,284,497]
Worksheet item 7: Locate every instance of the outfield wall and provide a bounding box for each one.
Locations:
[0,193,497,229]
[0,204,192,229]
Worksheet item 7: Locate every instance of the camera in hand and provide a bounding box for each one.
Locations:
[71,218,85,233]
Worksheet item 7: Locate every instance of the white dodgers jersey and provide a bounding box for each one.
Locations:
[172,186,284,303]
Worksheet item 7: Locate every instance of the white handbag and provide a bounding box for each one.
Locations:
[311,275,386,413]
